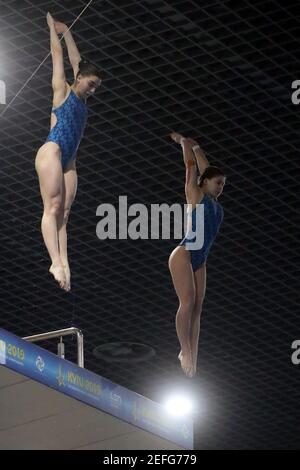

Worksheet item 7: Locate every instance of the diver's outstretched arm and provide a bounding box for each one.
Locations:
[47,12,66,98]
[54,19,81,79]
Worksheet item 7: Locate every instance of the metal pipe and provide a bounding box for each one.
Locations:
[23,327,84,368]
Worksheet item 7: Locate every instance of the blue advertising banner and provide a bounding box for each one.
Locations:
[0,328,193,449]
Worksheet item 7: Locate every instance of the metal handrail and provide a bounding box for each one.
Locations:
[23,327,84,368]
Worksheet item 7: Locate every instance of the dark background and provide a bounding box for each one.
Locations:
[0,0,299,449]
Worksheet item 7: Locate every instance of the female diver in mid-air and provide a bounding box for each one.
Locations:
[35,13,101,291]
[169,132,226,377]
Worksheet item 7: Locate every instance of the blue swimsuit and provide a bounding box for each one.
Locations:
[180,194,224,271]
[45,89,88,171]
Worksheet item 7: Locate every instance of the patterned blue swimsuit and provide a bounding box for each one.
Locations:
[180,194,224,271]
[45,89,88,171]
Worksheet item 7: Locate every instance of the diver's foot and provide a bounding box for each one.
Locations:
[49,264,68,291]
[178,349,194,378]
[63,264,71,292]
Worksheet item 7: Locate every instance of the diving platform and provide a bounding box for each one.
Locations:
[0,328,193,450]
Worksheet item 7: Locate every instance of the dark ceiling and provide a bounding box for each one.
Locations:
[0,0,299,449]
